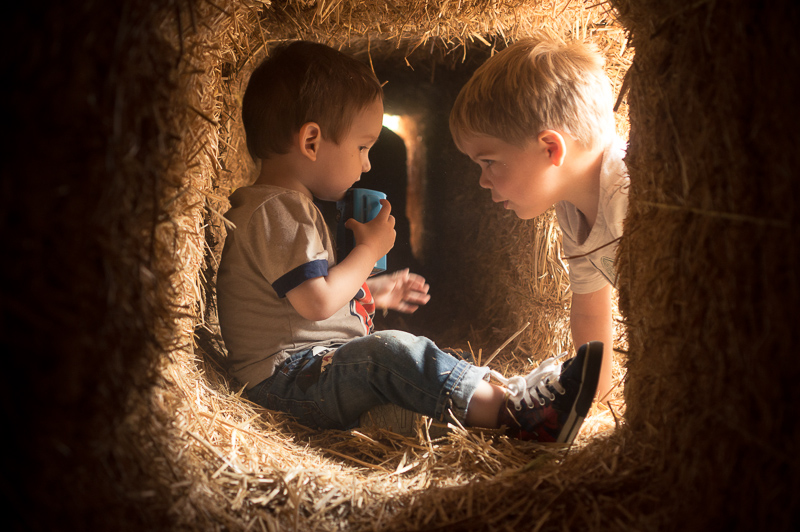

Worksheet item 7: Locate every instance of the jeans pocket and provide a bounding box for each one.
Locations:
[279,350,311,377]
[246,351,308,406]
[249,350,341,430]
[295,356,323,392]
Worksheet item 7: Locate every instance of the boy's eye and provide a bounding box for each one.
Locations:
[481,159,494,168]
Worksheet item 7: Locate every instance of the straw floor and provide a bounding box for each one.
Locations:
[141,325,627,531]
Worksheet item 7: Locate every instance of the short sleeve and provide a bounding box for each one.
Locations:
[244,193,331,296]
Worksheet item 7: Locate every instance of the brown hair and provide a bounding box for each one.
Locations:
[242,41,383,159]
[450,36,614,150]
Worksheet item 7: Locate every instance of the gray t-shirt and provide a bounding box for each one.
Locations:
[556,139,629,294]
[216,185,374,388]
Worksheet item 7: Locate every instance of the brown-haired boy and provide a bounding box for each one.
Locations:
[216,40,603,442]
[450,36,628,402]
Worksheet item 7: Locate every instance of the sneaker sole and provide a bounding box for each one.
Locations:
[557,341,603,443]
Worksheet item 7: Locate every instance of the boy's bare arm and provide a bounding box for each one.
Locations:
[570,284,613,402]
[286,200,396,321]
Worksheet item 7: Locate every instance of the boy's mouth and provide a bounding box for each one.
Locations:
[490,193,510,210]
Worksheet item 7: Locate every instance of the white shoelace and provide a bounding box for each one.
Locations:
[490,353,568,410]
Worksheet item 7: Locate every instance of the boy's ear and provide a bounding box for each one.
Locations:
[538,130,567,167]
[298,122,322,161]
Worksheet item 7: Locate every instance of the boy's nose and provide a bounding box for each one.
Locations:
[362,157,371,173]
[478,172,492,189]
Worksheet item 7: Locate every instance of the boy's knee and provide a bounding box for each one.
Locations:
[358,330,431,365]
[371,330,417,347]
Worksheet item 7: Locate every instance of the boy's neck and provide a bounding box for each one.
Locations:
[253,153,313,198]
[560,141,605,229]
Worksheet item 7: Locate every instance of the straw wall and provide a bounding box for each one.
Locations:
[615,0,800,528]
[4,0,797,530]
[4,2,185,527]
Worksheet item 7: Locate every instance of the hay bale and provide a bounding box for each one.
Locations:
[2,1,189,527]
[614,0,800,529]
[15,0,799,530]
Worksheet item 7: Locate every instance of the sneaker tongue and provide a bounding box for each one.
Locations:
[557,353,582,387]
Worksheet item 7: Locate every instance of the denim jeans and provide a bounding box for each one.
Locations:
[245,330,490,430]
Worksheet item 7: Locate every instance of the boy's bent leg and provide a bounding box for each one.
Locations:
[245,332,489,431]
[245,348,339,429]
[316,330,489,429]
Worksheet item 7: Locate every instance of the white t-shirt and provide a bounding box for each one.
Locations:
[555,139,629,294]
[216,185,374,388]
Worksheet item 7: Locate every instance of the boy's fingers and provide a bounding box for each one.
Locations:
[406,273,428,288]
[377,199,392,218]
[404,292,431,305]
[344,218,361,230]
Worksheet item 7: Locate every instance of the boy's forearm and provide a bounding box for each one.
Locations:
[326,243,384,297]
[570,285,614,402]
[285,244,381,321]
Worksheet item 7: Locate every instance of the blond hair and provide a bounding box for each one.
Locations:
[450,36,614,150]
[243,41,383,160]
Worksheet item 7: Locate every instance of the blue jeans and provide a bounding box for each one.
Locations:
[246,330,490,430]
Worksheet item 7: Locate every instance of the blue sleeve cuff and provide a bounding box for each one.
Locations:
[272,259,328,298]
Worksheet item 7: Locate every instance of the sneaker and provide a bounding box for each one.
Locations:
[493,341,603,443]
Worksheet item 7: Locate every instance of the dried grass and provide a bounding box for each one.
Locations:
[135,331,623,531]
[15,0,798,530]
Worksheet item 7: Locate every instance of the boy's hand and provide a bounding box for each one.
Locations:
[367,268,431,313]
[345,199,396,261]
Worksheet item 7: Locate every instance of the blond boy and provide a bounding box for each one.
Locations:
[450,37,627,401]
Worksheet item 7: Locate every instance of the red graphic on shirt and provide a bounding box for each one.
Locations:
[351,282,374,334]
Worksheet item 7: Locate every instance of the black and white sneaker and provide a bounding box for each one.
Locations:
[494,341,603,443]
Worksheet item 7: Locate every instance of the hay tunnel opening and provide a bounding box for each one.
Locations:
[363,124,418,268]
[6,1,799,531]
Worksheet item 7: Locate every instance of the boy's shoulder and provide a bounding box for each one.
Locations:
[229,184,305,204]
[600,139,629,215]
[226,185,318,229]
[556,138,628,238]
[229,185,315,213]
[602,138,628,187]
